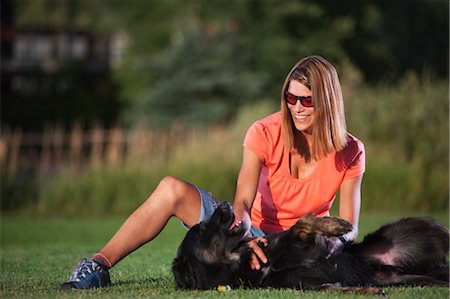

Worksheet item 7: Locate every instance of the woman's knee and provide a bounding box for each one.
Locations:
[155,176,192,204]
[149,176,200,224]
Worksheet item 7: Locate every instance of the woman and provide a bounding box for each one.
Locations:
[61,55,365,289]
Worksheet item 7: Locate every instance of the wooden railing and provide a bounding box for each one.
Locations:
[1,123,206,175]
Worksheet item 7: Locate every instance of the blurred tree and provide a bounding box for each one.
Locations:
[118,0,353,127]
[315,0,449,83]
[6,0,448,129]
[123,25,267,127]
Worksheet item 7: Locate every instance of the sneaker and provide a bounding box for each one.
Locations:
[60,258,111,290]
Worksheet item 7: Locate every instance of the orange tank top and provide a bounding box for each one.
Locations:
[243,112,365,233]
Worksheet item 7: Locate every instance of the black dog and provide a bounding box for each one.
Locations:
[172,202,449,294]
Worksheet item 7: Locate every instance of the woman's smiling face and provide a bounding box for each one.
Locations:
[286,80,315,134]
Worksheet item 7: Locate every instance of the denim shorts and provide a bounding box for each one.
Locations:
[188,185,265,238]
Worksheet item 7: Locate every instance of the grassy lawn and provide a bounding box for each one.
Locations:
[1,212,449,299]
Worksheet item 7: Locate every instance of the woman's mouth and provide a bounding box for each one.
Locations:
[294,114,310,121]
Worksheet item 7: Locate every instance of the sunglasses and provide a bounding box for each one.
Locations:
[284,91,313,108]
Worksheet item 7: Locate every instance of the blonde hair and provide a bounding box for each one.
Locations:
[280,55,347,159]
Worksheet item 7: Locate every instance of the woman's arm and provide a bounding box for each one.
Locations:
[232,148,267,270]
[233,148,263,230]
[325,174,363,258]
[338,174,364,243]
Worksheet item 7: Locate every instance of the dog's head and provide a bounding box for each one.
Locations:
[172,202,248,289]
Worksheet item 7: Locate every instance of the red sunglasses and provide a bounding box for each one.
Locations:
[284,91,313,108]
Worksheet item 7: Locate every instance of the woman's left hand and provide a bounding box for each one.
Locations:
[247,237,269,270]
[325,236,346,259]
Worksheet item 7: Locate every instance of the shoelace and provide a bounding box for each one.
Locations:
[69,259,100,282]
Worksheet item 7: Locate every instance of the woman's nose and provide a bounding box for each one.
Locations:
[294,101,306,111]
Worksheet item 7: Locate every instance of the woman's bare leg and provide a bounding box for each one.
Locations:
[97,176,201,267]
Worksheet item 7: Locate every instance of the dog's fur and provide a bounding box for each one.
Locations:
[172,202,449,293]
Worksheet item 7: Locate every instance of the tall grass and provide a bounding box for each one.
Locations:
[347,73,449,212]
[30,102,274,216]
[20,75,449,216]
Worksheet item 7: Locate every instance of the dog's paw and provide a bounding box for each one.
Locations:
[292,214,317,241]
[314,216,353,237]
[293,215,352,240]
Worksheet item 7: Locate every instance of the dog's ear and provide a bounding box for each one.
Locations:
[172,256,192,289]
[172,255,204,290]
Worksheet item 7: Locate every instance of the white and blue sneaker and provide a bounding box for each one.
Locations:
[61,258,111,289]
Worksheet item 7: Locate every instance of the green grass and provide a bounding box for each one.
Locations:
[1,213,449,299]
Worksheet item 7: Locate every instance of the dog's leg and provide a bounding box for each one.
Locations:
[374,270,450,287]
[316,283,386,296]
[292,214,353,241]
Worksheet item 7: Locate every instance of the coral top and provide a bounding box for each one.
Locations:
[243,112,365,234]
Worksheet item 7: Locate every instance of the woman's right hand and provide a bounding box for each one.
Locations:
[247,237,268,270]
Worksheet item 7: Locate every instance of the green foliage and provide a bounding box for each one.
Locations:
[112,0,447,127]
[13,75,446,216]
[11,0,447,130]
[123,25,267,127]
[1,214,448,298]
[118,0,353,127]
[346,74,449,212]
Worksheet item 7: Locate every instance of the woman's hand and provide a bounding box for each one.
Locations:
[230,211,252,238]
[325,236,346,258]
[325,233,356,259]
[247,237,268,270]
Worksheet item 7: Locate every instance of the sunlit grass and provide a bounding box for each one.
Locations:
[1,213,448,298]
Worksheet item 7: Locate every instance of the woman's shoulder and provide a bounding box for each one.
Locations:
[252,112,281,129]
[250,112,282,139]
[244,112,282,147]
[244,112,282,161]
[345,133,365,152]
[333,133,365,172]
